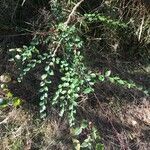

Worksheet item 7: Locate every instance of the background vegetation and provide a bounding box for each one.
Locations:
[0,0,150,149]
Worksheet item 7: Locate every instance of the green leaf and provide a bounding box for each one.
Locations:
[72,138,80,150]
[37,60,42,64]
[39,101,45,106]
[23,68,30,72]
[113,77,120,80]
[71,84,76,89]
[49,62,54,66]
[81,141,90,148]
[109,77,114,83]
[98,75,105,81]
[117,80,125,85]
[61,77,66,81]
[44,86,49,91]
[74,127,82,135]
[74,93,79,98]
[43,93,48,98]
[39,88,45,93]
[92,127,97,139]
[45,66,50,71]
[12,98,22,107]
[41,74,47,80]
[72,101,77,106]
[56,58,60,64]
[69,104,74,110]
[86,77,91,82]
[90,73,96,78]
[49,70,54,76]
[52,57,55,62]
[40,81,45,86]
[60,96,65,100]
[89,82,95,85]
[40,105,46,113]
[45,80,52,84]
[105,70,111,77]
[53,94,59,101]
[72,79,79,84]
[59,107,65,117]
[83,88,93,94]
[68,89,72,94]
[63,82,69,87]
[61,90,67,94]
[96,143,104,150]
[40,95,45,100]
[6,92,13,98]
[76,87,80,92]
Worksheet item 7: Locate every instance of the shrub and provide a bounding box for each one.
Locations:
[4,0,149,149]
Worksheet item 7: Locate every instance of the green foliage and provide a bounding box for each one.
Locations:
[98,70,149,96]
[0,84,22,108]
[84,13,127,29]
[9,21,97,125]
[1,0,150,149]
[52,51,96,126]
[71,120,104,150]
[9,2,149,126]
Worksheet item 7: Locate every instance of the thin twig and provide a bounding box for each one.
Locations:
[138,15,145,41]
[53,39,63,56]
[0,117,9,125]
[21,0,26,6]
[64,0,85,26]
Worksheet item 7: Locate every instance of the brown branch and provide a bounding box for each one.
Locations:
[64,0,85,26]
[53,39,63,56]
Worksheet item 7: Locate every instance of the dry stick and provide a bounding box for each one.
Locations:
[53,39,63,56]
[21,0,26,6]
[0,109,16,125]
[138,15,145,41]
[0,117,9,125]
[64,0,85,26]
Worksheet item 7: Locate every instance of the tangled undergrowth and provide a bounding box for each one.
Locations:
[0,0,150,149]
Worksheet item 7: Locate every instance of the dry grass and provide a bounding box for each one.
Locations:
[81,93,150,150]
[1,97,150,149]
[0,105,72,150]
